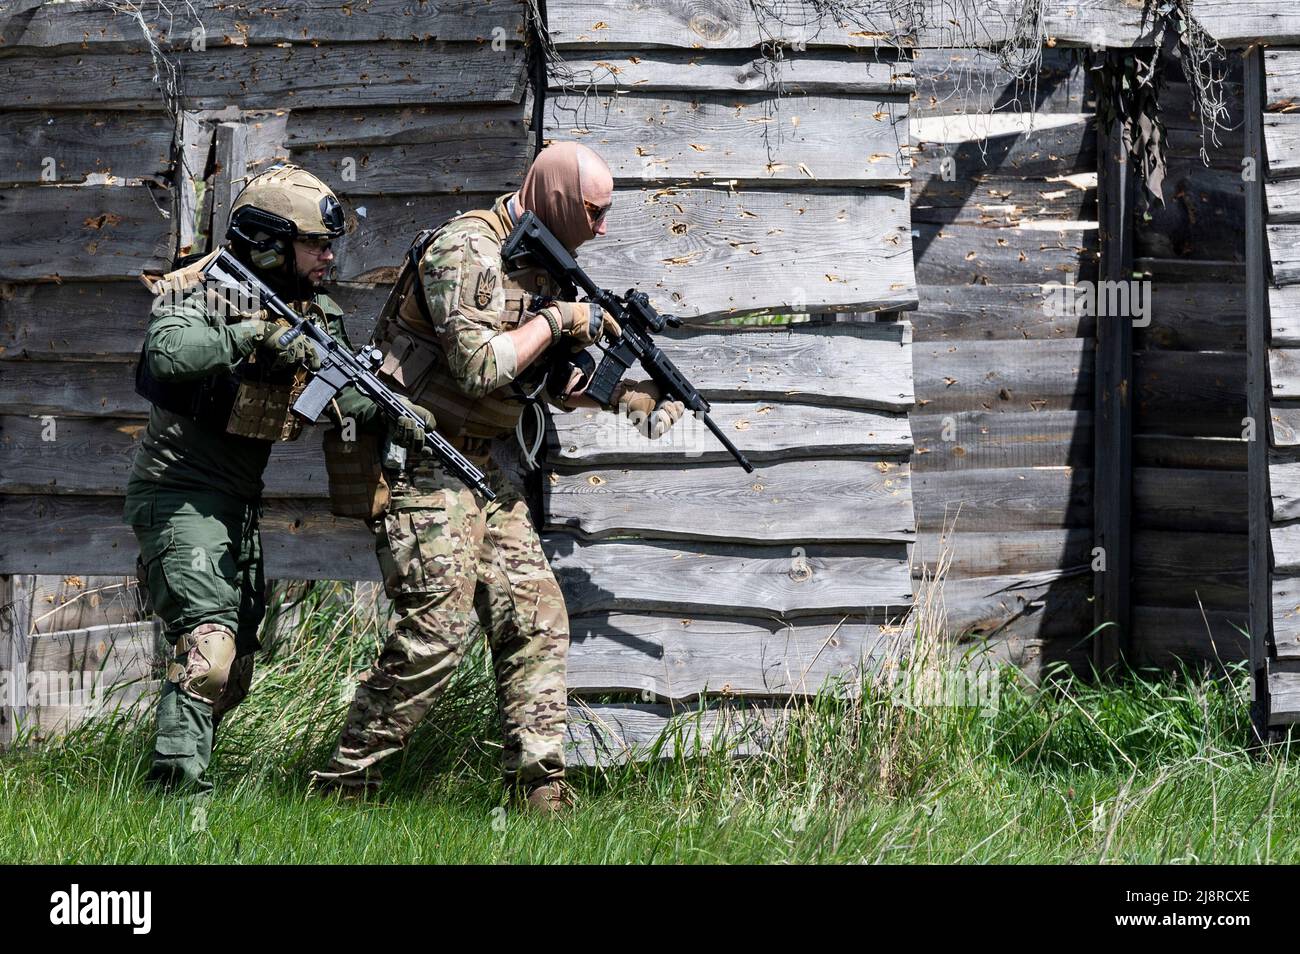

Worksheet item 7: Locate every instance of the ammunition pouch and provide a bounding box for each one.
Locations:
[323,428,390,520]
[135,275,319,442]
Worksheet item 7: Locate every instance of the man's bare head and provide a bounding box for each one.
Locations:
[517,142,613,251]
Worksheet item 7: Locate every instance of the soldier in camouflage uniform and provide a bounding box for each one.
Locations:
[312,142,685,811]
[127,164,434,791]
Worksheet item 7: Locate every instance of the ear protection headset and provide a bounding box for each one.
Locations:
[227,205,297,271]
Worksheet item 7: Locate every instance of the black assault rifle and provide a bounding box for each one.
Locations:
[501,211,754,473]
[202,249,497,501]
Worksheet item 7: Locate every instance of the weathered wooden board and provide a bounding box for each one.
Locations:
[0,0,526,49]
[1134,285,1246,353]
[545,90,908,184]
[0,280,379,361]
[1133,530,1247,610]
[551,51,912,94]
[912,466,1090,531]
[1136,172,1244,264]
[0,281,145,360]
[544,458,914,544]
[1133,434,1247,471]
[912,338,1092,413]
[1275,520,1300,575]
[16,678,160,740]
[1265,50,1300,112]
[1136,258,1243,285]
[1270,457,1300,523]
[1272,575,1300,659]
[0,361,145,417]
[0,325,912,418]
[1270,222,1300,287]
[544,536,913,617]
[548,401,912,465]
[940,569,1091,642]
[0,493,916,597]
[911,48,1090,116]
[544,0,904,49]
[1264,113,1300,180]
[1270,403,1300,448]
[0,494,379,577]
[1131,605,1248,668]
[565,701,781,766]
[0,111,173,185]
[0,184,172,281]
[1266,176,1300,224]
[1268,670,1300,725]
[909,116,1097,180]
[0,43,526,110]
[8,574,145,634]
[913,528,1093,579]
[909,283,1091,341]
[25,620,158,677]
[909,175,1095,226]
[1270,285,1300,347]
[1132,466,1246,533]
[911,410,1090,470]
[0,415,346,498]
[1133,350,1245,437]
[285,103,531,149]
[570,185,915,318]
[291,139,531,196]
[566,612,899,699]
[1269,348,1300,400]
[327,190,498,281]
[1197,3,1300,47]
[912,223,1092,285]
[635,323,912,409]
[545,0,1174,51]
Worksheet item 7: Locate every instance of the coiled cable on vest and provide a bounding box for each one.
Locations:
[515,376,548,471]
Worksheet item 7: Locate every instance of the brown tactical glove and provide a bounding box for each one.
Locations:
[252,319,321,372]
[389,397,438,454]
[546,300,621,347]
[616,380,686,440]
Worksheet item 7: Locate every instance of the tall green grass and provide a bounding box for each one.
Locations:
[0,575,1293,864]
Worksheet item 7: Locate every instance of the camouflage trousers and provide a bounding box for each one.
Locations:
[317,447,569,790]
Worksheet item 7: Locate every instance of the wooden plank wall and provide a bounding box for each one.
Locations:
[541,2,918,761]
[1260,47,1300,723]
[906,48,1095,674]
[0,0,532,580]
[1128,52,1249,667]
[0,0,533,741]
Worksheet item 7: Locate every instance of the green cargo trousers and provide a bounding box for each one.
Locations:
[125,485,265,790]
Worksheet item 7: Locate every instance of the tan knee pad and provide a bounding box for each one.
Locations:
[167,623,237,705]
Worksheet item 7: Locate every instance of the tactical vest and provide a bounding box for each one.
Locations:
[136,251,310,443]
[369,209,562,442]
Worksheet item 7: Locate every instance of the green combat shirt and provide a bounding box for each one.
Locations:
[125,285,379,509]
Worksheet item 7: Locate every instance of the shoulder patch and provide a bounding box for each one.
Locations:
[474,269,498,309]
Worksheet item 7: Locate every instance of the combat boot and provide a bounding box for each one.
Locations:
[518,779,576,815]
[308,769,379,801]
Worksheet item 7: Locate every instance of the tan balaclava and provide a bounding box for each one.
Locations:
[517,142,610,252]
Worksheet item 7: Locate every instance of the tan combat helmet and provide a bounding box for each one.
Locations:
[227,163,345,271]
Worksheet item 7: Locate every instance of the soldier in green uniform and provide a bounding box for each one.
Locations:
[311,142,685,811]
[126,164,434,791]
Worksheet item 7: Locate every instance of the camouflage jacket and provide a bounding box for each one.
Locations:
[372,194,571,441]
